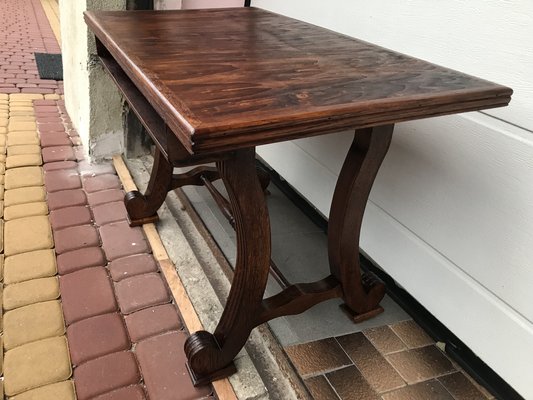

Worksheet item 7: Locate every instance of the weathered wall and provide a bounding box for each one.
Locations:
[60,0,126,160]
[253,1,533,398]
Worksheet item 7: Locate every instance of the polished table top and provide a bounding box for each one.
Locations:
[85,7,512,155]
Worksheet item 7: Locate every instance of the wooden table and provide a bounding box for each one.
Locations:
[85,7,512,386]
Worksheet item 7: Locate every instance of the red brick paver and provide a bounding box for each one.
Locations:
[108,253,159,282]
[66,312,131,365]
[73,351,141,400]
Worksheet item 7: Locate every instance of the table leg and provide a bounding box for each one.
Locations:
[184,148,272,385]
[328,125,394,322]
[124,147,173,226]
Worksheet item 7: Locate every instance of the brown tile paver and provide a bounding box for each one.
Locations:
[3,336,72,397]
[3,249,57,284]
[83,173,121,193]
[73,351,141,400]
[44,169,81,193]
[125,304,183,342]
[57,246,106,275]
[4,166,43,189]
[135,331,212,400]
[67,312,130,366]
[326,366,379,400]
[386,346,455,384]
[3,276,60,310]
[285,338,352,378]
[47,188,87,210]
[3,201,48,220]
[364,325,408,355]
[92,200,128,226]
[115,272,170,314]
[381,380,454,400]
[391,320,434,349]
[10,380,76,400]
[337,333,406,393]
[59,267,118,325]
[86,188,124,206]
[439,372,492,400]
[100,221,150,261]
[304,376,339,400]
[53,224,100,254]
[3,186,46,207]
[49,205,92,230]
[108,253,158,282]
[91,385,147,400]
[4,215,53,256]
[3,300,65,350]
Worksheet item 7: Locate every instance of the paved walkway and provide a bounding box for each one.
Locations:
[0,1,216,399]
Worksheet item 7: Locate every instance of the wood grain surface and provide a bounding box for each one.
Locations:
[84,7,512,155]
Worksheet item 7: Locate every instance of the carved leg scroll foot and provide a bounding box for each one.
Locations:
[328,125,394,323]
[185,331,237,386]
[125,147,173,226]
[184,148,271,385]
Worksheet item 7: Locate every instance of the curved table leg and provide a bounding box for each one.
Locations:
[184,148,271,385]
[328,125,394,322]
[125,147,173,226]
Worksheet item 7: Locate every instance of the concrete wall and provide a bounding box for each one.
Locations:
[60,0,126,160]
[253,1,533,398]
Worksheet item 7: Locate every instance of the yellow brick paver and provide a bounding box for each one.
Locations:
[6,154,43,169]
[3,277,60,311]
[4,166,43,189]
[4,201,48,220]
[0,254,4,281]
[0,118,7,127]
[3,186,46,207]
[8,106,34,112]
[7,144,41,156]
[7,121,37,132]
[11,380,76,400]
[44,93,61,100]
[8,94,43,101]
[3,300,65,350]
[4,215,53,256]
[3,249,57,285]
[3,336,72,396]
[9,117,36,123]
[6,133,39,146]
[0,184,4,200]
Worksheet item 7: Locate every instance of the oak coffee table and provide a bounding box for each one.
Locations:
[85,7,512,386]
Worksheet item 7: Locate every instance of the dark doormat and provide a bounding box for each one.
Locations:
[34,53,63,80]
